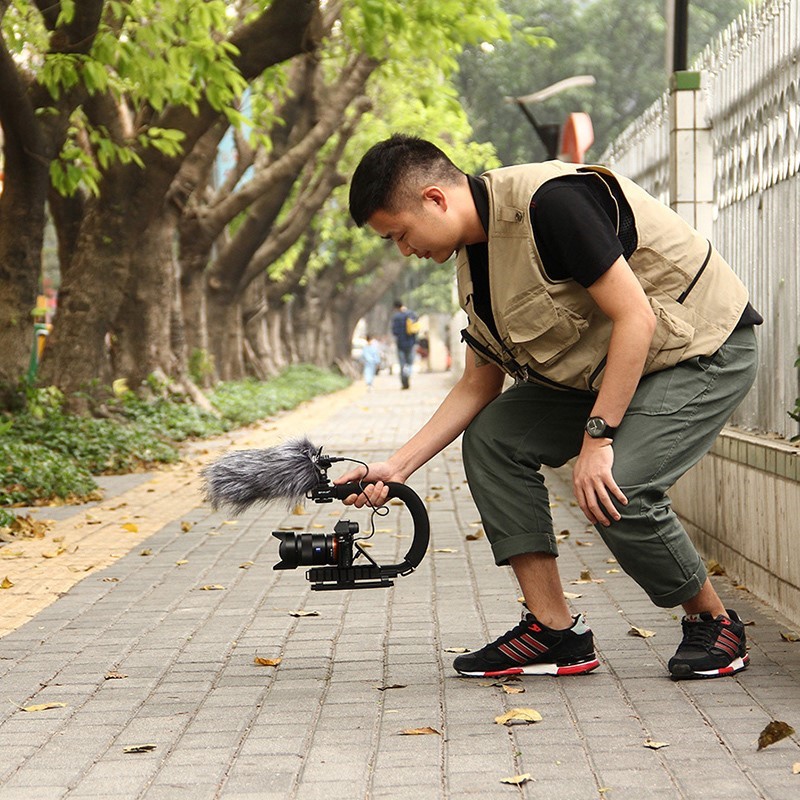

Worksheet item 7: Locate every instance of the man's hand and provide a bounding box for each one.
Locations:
[334,461,405,508]
[572,437,628,526]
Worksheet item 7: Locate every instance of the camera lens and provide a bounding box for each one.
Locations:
[273,532,337,570]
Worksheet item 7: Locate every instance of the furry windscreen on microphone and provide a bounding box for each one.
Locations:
[201,437,322,513]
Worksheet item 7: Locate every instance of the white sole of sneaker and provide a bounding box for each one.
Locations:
[457,657,601,678]
[671,653,749,680]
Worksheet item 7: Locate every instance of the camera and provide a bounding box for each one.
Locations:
[201,438,430,592]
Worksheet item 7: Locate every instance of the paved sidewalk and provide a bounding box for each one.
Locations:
[1,371,800,800]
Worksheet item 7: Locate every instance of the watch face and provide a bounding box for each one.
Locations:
[586,417,606,437]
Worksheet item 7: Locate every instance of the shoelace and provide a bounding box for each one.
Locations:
[682,618,719,650]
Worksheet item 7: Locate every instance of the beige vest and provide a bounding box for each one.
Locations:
[456,162,749,392]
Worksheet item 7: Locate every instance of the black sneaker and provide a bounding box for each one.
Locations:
[668,609,749,680]
[453,613,600,677]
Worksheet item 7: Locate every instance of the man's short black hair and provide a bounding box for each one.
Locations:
[349,134,463,227]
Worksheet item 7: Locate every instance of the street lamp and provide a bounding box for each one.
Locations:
[504,75,596,161]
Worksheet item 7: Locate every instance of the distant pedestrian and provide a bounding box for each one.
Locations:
[390,300,419,390]
[360,334,382,390]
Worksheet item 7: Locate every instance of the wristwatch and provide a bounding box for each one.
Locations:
[585,416,618,440]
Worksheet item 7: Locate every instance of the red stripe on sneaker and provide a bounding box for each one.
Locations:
[718,630,740,648]
[509,639,540,659]
[498,643,527,663]
[520,633,548,653]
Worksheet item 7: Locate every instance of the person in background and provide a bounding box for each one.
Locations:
[391,300,419,390]
[360,334,382,390]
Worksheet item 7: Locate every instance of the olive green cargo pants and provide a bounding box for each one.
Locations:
[461,326,758,608]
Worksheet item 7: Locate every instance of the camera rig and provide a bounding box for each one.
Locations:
[271,451,430,591]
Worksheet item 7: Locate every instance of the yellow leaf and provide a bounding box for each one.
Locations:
[22,702,67,712]
[175,560,188,566]
[104,671,128,680]
[123,744,156,754]
[502,685,526,695]
[1,550,25,559]
[1,576,13,589]
[140,549,152,557]
[122,523,139,533]
[792,762,800,774]
[288,610,320,617]
[239,561,253,569]
[563,591,582,599]
[68,564,95,573]
[199,584,225,591]
[495,708,543,726]
[221,520,238,526]
[628,626,656,638]
[102,577,119,583]
[443,647,469,653]
[606,568,621,574]
[399,727,440,735]
[112,378,129,396]
[311,524,325,529]
[254,656,281,667]
[292,504,306,515]
[606,557,618,564]
[575,540,593,547]
[758,720,795,750]
[643,739,669,749]
[500,773,531,786]
[706,559,726,575]
[780,631,800,642]
[180,521,193,533]
[42,547,66,559]
[465,529,484,541]
[434,548,457,553]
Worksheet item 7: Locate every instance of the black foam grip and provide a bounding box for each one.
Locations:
[332,481,430,571]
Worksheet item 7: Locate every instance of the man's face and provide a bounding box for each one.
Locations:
[368,189,460,264]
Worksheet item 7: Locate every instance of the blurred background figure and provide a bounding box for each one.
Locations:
[360,333,383,390]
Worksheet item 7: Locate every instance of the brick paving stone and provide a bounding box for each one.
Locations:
[1,372,800,799]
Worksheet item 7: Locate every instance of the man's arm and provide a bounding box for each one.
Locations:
[336,349,505,506]
[572,255,657,526]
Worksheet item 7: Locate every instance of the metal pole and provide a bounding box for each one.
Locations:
[673,0,689,72]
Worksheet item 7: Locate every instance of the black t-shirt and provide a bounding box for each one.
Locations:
[465,173,761,339]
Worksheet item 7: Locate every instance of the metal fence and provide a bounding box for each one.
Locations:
[602,0,800,439]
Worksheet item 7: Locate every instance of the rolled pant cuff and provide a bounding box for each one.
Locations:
[490,532,559,566]
[649,565,707,608]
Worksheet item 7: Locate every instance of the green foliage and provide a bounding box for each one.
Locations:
[189,349,217,386]
[208,365,350,426]
[456,0,751,165]
[0,508,15,527]
[790,350,800,442]
[0,366,349,507]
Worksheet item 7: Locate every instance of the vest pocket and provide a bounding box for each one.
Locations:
[644,296,695,373]
[503,287,584,363]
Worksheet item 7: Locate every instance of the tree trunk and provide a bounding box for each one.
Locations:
[110,209,181,387]
[206,284,245,380]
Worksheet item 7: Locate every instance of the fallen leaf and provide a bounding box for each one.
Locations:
[358,541,373,548]
[758,720,795,750]
[22,702,67,712]
[180,521,193,533]
[443,647,469,654]
[424,495,440,502]
[580,568,592,580]
[500,773,532,785]
[434,548,457,553]
[68,564,95,573]
[292,504,306,515]
[376,684,407,691]
[52,536,64,543]
[643,739,669,749]
[1,550,25,559]
[42,547,66,559]
[563,591,582,599]
[390,500,404,506]
[221,520,238,526]
[399,727,440,735]
[706,559,726,576]
[780,631,800,642]
[122,523,139,533]
[288,610,319,617]
[605,557,618,564]
[102,577,119,583]
[105,671,128,680]
[606,569,621,574]
[253,656,281,667]
[123,744,156,754]
[628,626,656,638]
[495,708,542,726]
[311,524,325,529]
[792,762,800,774]
[199,584,225,591]
[465,529,484,541]
[1,576,13,589]
[85,514,102,525]
[598,789,612,795]
[575,540,593,547]
[175,560,188,566]
[502,685,526,695]
[239,561,253,569]
[139,549,152,557]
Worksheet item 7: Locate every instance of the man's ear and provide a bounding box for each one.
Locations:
[422,185,448,211]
